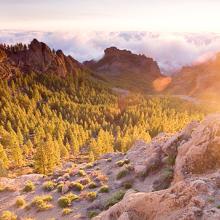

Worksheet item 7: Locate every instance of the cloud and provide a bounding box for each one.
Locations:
[1,30,220,74]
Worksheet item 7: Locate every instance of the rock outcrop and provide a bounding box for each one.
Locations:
[85,47,161,77]
[84,47,164,93]
[95,114,220,220]
[0,39,83,79]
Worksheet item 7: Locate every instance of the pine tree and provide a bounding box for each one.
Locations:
[0,144,9,176]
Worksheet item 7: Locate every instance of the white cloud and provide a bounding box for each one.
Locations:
[1,30,220,74]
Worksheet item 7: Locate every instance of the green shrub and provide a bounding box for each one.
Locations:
[85,163,93,169]
[104,191,125,209]
[15,197,26,208]
[116,160,124,167]
[116,169,129,180]
[58,193,78,208]
[116,159,130,167]
[124,159,130,164]
[62,208,72,216]
[88,210,99,219]
[31,195,53,212]
[86,192,97,201]
[99,185,109,193]
[123,181,132,189]
[23,181,35,192]
[70,182,84,191]
[42,181,56,191]
[57,183,64,193]
[88,182,97,189]
[78,169,86,177]
[0,211,17,220]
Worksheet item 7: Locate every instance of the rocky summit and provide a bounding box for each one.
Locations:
[0,39,83,79]
[84,47,161,77]
[84,47,163,92]
[2,114,220,219]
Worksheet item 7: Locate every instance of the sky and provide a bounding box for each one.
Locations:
[1,0,220,32]
[1,0,220,73]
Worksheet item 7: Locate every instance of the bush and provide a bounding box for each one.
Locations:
[31,195,53,212]
[88,182,97,189]
[124,159,130,164]
[90,171,108,183]
[78,169,86,177]
[0,211,17,220]
[99,185,109,193]
[85,163,94,169]
[123,181,132,189]
[104,191,125,209]
[80,191,97,202]
[23,181,35,192]
[42,181,56,191]
[62,208,72,216]
[58,193,78,208]
[116,160,124,167]
[86,192,97,201]
[57,183,64,193]
[116,169,129,180]
[15,197,26,208]
[88,210,99,219]
[70,182,84,191]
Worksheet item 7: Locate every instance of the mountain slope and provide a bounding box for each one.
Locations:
[84,47,164,93]
[1,115,220,219]
[167,53,220,101]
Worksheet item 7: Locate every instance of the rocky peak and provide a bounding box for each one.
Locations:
[0,39,83,79]
[85,47,161,75]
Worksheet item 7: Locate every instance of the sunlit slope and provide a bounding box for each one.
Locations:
[167,53,220,102]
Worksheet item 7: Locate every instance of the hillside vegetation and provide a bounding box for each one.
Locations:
[0,72,204,176]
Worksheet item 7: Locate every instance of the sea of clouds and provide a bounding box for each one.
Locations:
[1,30,220,74]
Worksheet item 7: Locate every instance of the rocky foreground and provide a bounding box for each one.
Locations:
[1,114,220,219]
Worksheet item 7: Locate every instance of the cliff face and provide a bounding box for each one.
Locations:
[84,47,163,93]
[167,54,220,100]
[85,47,161,77]
[0,39,83,79]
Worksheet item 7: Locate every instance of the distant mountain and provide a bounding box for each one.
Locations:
[167,53,220,100]
[84,47,163,92]
[0,39,83,79]
[0,40,167,94]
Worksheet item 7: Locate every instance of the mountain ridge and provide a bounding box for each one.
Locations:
[0,39,83,79]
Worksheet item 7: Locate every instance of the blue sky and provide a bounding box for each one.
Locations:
[1,0,220,32]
